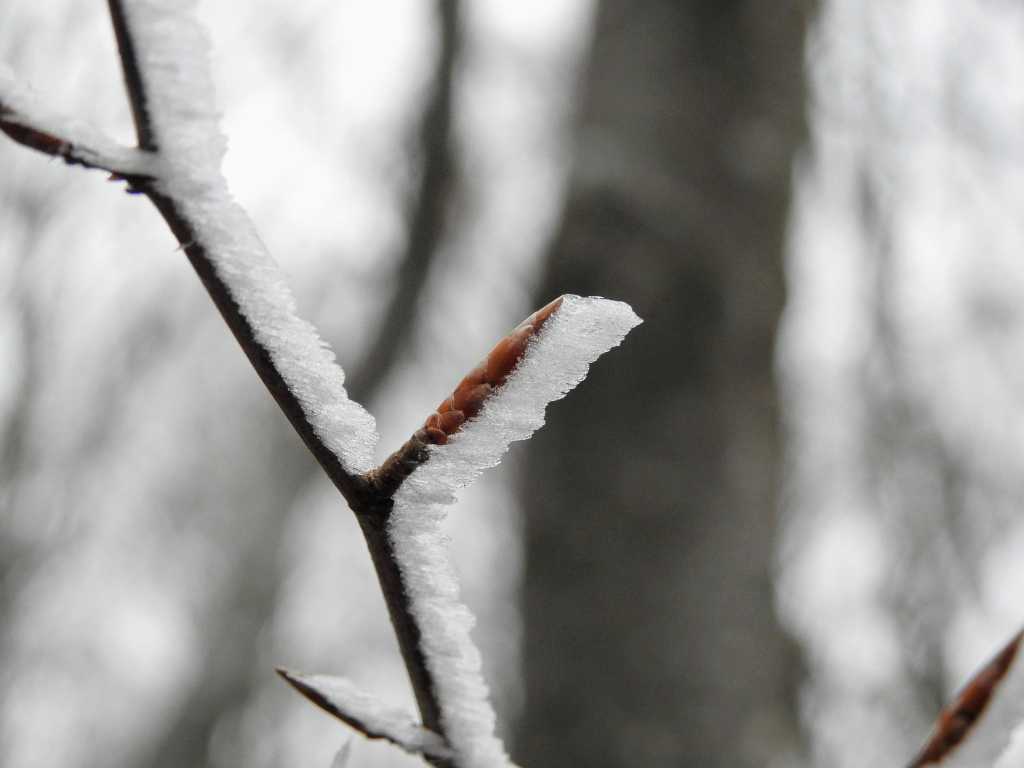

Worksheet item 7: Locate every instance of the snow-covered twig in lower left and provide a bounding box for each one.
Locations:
[276,669,453,761]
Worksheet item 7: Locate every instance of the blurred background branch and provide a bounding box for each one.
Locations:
[345,0,460,406]
[517,2,811,766]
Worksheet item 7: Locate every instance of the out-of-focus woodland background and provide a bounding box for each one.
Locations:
[3,1,1024,766]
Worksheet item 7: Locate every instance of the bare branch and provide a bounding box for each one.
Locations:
[276,669,453,761]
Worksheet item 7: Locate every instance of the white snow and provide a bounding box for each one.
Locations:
[282,671,451,759]
[389,295,641,767]
[113,0,378,472]
[118,0,225,168]
[396,295,641,505]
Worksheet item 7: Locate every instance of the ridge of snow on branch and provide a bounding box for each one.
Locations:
[119,0,378,471]
[0,66,153,176]
[276,669,452,760]
[388,295,642,767]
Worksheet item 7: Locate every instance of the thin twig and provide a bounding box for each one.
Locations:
[276,668,454,761]
[0,75,153,179]
[107,0,157,151]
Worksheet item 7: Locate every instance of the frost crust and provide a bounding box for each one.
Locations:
[122,0,378,471]
[389,295,641,767]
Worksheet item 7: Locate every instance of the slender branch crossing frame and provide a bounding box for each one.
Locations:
[0,1,486,763]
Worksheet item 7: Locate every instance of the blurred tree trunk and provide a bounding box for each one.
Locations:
[516,3,811,766]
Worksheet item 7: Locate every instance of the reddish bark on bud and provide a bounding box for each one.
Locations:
[908,629,1023,766]
[418,295,564,443]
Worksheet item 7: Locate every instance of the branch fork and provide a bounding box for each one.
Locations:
[0,69,155,180]
[25,3,1021,767]
[0,3,643,766]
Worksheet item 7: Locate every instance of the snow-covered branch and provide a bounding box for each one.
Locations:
[100,0,380,496]
[4,3,378,496]
[1,4,644,766]
[276,669,453,761]
[387,296,641,767]
[0,66,153,178]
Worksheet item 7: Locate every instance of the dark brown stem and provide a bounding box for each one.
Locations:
[366,431,431,497]
[355,508,442,728]
[355,508,456,768]
[107,0,157,151]
[0,109,151,178]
